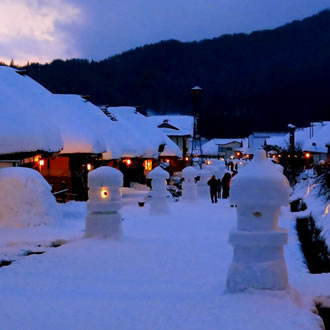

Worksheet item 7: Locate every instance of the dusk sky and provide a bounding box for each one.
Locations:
[1,0,330,65]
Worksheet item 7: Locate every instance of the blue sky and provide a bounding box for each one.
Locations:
[0,0,329,64]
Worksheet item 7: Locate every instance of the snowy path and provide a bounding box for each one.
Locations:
[0,195,326,329]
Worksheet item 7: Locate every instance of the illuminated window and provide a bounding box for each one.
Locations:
[143,160,152,171]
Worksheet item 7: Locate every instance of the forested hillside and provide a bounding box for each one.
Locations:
[23,10,330,137]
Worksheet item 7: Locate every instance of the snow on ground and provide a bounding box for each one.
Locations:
[291,170,330,252]
[0,189,326,329]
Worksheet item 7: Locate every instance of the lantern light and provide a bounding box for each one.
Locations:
[124,159,132,165]
[165,159,170,163]
[39,159,45,166]
[305,152,311,159]
[87,164,92,171]
[206,160,211,165]
[185,156,189,161]
[100,188,109,199]
[236,151,241,157]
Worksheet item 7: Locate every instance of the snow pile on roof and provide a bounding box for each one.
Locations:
[0,167,60,228]
[248,132,288,153]
[302,122,330,153]
[110,107,182,158]
[259,123,330,153]
[146,115,194,137]
[0,66,63,156]
[48,95,108,155]
[0,67,180,159]
[202,138,243,155]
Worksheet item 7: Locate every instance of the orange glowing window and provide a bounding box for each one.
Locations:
[39,159,45,166]
[143,160,152,171]
[100,188,109,199]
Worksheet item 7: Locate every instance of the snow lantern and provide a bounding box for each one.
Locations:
[85,166,123,239]
[197,168,212,199]
[147,166,170,215]
[181,166,198,201]
[226,149,290,292]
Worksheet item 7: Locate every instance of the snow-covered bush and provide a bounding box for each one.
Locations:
[0,167,60,228]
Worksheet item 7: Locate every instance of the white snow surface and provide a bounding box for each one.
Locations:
[291,171,330,249]
[202,138,244,155]
[109,107,182,158]
[0,188,327,329]
[230,150,290,206]
[146,114,194,137]
[0,167,60,228]
[0,66,63,155]
[259,122,330,153]
[88,166,123,188]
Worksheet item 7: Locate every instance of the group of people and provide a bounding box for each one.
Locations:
[207,172,232,203]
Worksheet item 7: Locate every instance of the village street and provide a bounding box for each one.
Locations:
[0,191,327,330]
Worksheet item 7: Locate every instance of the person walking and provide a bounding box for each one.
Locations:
[207,175,218,203]
[222,172,232,199]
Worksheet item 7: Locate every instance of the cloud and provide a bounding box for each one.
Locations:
[0,0,82,64]
[0,0,330,64]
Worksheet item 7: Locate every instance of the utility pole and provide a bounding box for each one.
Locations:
[190,86,203,167]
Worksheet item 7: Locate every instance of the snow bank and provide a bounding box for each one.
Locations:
[0,167,60,228]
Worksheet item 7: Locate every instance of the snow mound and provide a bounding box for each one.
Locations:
[0,167,60,228]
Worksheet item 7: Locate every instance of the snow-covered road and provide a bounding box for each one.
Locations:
[0,192,327,329]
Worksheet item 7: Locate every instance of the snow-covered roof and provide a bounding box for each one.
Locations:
[299,122,330,153]
[0,67,181,160]
[261,123,330,154]
[109,107,182,159]
[202,138,243,155]
[0,66,63,156]
[146,115,194,137]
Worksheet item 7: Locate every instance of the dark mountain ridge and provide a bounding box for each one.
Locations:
[23,10,330,137]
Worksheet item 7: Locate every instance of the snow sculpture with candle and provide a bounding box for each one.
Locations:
[148,166,170,215]
[226,150,290,292]
[85,166,123,239]
[181,166,198,201]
